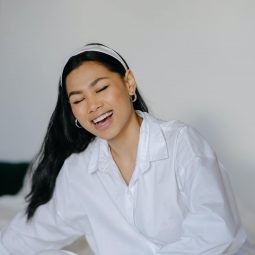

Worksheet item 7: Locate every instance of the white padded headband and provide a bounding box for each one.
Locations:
[61,44,128,86]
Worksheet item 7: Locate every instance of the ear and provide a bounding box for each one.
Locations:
[124,70,137,96]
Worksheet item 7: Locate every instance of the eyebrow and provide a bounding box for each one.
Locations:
[68,77,109,99]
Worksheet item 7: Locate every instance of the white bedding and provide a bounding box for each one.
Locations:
[0,177,92,255]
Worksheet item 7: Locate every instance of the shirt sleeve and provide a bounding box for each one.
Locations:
[157,126,247,254]
[0,161,84,255]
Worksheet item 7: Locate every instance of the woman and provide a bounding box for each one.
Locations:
[0,43,250,254]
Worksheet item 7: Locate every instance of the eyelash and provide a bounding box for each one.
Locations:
[72,85,109,104]
[96,85,109,93]
[73,98,84,104]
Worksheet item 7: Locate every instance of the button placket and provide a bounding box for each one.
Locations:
[125,185,136,224]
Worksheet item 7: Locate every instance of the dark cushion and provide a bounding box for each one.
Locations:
[0,162,29,196]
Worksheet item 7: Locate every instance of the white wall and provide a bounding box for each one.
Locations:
[0,0,254,242]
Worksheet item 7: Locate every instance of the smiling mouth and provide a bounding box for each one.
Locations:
[92,111,113,125]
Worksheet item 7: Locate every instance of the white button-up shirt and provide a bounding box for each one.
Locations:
[0,111,249,254]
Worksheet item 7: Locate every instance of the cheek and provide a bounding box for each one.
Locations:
[70,104,87,120]
[108,86,130,106]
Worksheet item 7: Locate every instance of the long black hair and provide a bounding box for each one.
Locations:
[26,43,148,219]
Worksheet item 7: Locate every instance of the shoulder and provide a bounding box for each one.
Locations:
[144,112,216,159]
[143,112,190,147]
[61,138,100,177]
[174,124,216,160]
[139,111,186,138]
[53,138,100,206]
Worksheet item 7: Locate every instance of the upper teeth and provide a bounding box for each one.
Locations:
[93,111,112,124]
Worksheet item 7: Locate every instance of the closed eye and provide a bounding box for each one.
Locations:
[72,98,85,104]
[96,85,109,93]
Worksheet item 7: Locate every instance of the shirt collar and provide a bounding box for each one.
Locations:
[87,138,109,174]
[87,111,169,174]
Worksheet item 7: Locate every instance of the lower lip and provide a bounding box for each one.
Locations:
[93,114,113,131]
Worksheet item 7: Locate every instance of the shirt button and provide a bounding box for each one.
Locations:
[130,186,135,192]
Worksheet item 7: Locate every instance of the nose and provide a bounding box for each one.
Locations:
[87,95,103,113]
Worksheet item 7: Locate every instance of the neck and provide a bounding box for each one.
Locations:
[107,111,143,185]
[108,112,142,162]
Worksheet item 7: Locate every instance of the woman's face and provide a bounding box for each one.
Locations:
[65,61,138,142]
